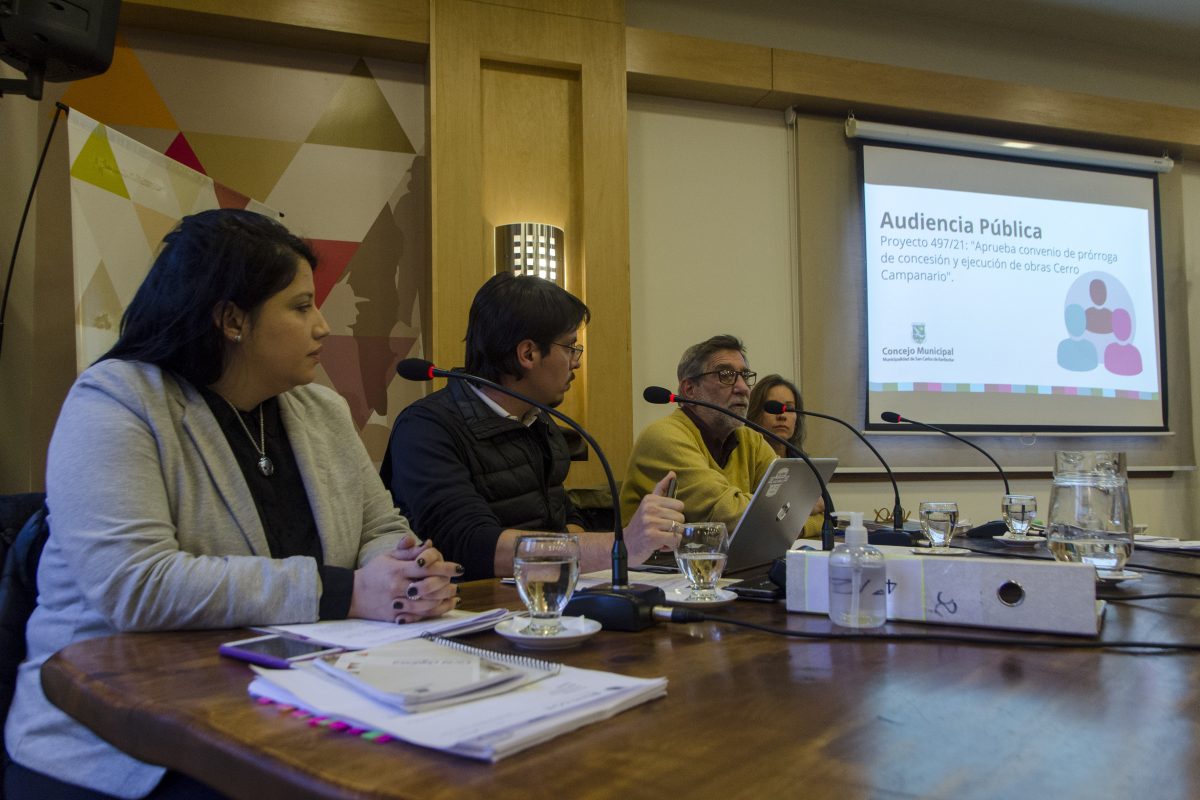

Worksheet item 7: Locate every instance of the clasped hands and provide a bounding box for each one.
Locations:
[350,536,463,624]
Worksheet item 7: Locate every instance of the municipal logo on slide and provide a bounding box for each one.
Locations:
[911,323,926,344]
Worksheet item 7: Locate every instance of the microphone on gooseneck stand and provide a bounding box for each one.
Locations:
[396,358,664,631]
[880,411,1011,538]
[643,386,838,551]
[765,401,911,543]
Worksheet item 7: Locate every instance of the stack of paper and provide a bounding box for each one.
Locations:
[249,647,667,761]
[1134,535,1200,551]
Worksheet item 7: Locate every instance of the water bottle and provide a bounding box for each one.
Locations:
[827,511,887,628]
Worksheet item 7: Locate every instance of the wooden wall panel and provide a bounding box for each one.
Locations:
[430,0,630,487]
[769,49,1200,158]
[480,63,585,426]
[625,27,772,106]
[123,0,430,59]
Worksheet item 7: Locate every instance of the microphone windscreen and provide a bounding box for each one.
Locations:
[397,358,435,381]
[643,386,675,404]
[880,411,902,423]
[763,400,793,414]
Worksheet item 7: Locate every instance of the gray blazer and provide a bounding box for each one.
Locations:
[5,360,413,798]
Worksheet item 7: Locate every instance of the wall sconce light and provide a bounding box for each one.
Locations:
[495,222,563,284]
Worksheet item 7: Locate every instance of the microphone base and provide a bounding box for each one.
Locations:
[864,526,917,547]
[563,583,666,631]
[965,519,1010,538]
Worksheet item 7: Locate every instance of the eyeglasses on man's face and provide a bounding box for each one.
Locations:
[692,368,757,387]
[552,341,584,360]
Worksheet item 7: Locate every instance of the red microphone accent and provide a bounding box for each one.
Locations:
[668,392,677,403]
[426,365,435,379]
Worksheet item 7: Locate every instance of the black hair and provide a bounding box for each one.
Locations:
[100,209,317,388]
[464,272,590,382]
[747,373,806,451]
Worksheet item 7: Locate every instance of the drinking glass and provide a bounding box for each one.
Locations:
[1001,494,1038,538]
[513,535,580,636]
[674,522,729,601]
[1047,451,1133,574]
[919,501,959,552]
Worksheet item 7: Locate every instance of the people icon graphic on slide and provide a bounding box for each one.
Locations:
[1056,303,1098,371]
[1058,271,1143,379]
[1104,308,1143,376]
[1084,278,1113,334]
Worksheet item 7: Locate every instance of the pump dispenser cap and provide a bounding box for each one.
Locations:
[834,511,868,546]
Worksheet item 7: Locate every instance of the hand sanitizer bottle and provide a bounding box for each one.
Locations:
[827,511,887,629]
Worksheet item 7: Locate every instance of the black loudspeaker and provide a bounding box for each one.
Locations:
[0,0,121,100]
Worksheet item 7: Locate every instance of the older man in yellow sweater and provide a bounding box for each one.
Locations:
[621,335,824,539]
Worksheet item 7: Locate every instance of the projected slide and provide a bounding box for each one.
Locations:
[861,144,1164,431]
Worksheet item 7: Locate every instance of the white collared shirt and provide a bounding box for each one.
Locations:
[469,383,539,427]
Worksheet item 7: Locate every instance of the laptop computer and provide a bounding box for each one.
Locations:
[638,456,838,573]
[726,457,837,572]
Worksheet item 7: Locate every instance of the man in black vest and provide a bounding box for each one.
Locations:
[381,273,683,580]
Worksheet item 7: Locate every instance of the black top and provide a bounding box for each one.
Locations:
[380,377,584,581]
[200,388,353,619]
[681,405,740,468]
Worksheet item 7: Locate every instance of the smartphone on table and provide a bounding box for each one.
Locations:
[723,576,783,602]
[218,634,342,669]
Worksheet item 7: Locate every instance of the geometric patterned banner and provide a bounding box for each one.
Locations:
[66,107,280,372]
[58,28,430,465]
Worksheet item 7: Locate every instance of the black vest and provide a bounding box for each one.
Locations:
[382,378,574,532]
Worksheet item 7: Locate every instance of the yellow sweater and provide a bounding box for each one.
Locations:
[620,409,823,537]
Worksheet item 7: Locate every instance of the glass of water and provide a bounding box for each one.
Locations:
[919,501,959,552]
[514,535,580,636]
[674,522,729,601]
[1001,494,1038,538]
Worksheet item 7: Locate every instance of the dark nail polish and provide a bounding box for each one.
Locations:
[392,600,404,610]
[455,564,465,575]
[406,584,420,599]
[394,618,407,625]
[417,557,426,567]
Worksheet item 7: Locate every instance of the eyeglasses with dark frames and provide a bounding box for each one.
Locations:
[690,368,757,387]
[552,341,585,360]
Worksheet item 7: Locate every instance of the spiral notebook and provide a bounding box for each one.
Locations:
[308,635,559,712]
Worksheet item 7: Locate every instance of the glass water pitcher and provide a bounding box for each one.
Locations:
[1046,450,1134,573]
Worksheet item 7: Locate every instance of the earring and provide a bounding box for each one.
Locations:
[234,333,242,344]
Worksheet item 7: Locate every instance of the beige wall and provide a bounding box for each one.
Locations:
[628,94,796,436]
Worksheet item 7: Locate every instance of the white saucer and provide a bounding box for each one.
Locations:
[1096,569,1142,584]
[665,587,737,608]
[993,534,1046,546]
[494,615,601,650]
[910,547,971,556]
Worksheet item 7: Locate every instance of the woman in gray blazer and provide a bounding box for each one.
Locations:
[5,210,461,799]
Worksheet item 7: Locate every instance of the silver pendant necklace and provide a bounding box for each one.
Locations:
[222,398,275,476]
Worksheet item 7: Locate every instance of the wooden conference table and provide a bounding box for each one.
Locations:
[41,545,1200,800]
